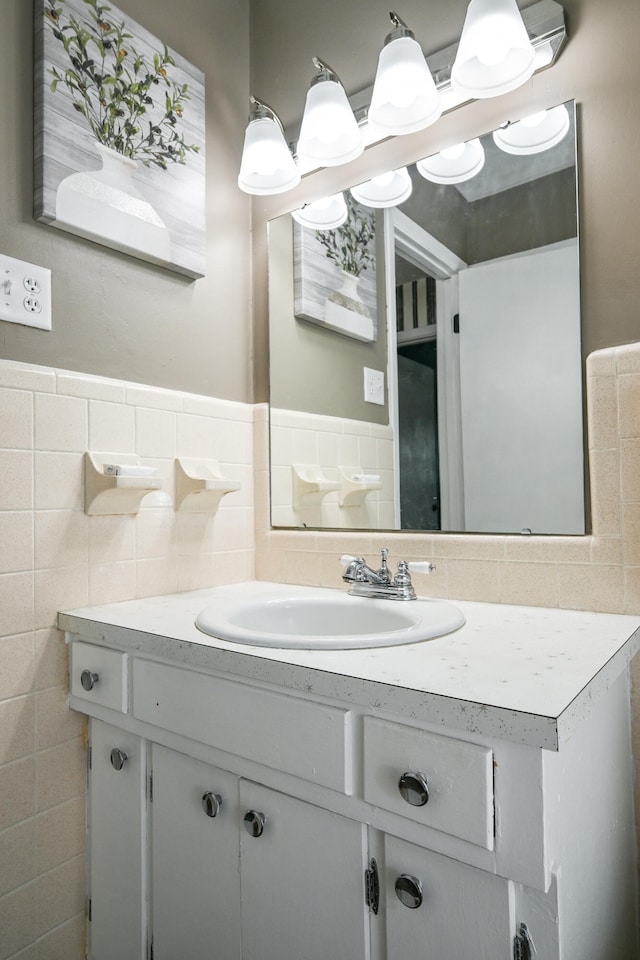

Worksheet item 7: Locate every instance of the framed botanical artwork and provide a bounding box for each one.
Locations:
[293,196,378,342]
[34,0,206,279]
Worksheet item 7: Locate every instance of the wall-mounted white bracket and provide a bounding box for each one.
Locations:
[338,467,382,507]
[292,464,341,507]
[85,453,163,516]
[175,458,240,513]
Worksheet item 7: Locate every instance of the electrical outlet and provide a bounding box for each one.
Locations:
[364,367,385,405]
[0,254,52,331]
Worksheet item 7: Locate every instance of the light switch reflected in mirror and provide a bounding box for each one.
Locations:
[268,100,584,536]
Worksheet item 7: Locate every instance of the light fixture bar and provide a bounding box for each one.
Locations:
[285,0,566,164]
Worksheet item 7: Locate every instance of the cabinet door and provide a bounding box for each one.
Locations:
[88,720,147,960]
[151,744,241,960]
[239,780,370,960]
[385,834,513,959]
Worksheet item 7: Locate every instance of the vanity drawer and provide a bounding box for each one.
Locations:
[363,716,494,849]
[70,641,128,713]
[132,659,353,794]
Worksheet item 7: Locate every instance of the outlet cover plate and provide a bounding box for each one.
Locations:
[364,367,385,405]
[0,254,52,331]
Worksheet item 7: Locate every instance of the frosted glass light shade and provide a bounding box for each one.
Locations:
[416,139,485,184]
[369,36,442,136]
[291,193,348,229]
[350,168,413,208]
[238,117,301,195]
[492,104,570,155]
[297,79,364,167]
[451,0,535,98]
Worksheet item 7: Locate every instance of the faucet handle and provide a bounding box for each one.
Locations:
[339,554,359,565]
[406,561,436,575]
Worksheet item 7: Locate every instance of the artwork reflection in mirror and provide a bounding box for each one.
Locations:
[268,100,584,536]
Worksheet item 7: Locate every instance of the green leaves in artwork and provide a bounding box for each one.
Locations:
[315,194,376,277]
[44,0,200,170]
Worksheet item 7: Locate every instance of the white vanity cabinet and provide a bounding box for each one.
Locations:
[150,746,241,960]
[149,745,369,960]
[62,586,640,960]
[87,721,146,960]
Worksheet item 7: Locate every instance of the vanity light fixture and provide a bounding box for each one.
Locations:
[350,167,413,208]
[237,97,301,195]
[450,0,536,98]
[416,138,485,184]
[368,12,442,136]
[239,1,567,193]
[297,58,364,167]
[291,193,348,229]
[492,103,570,154]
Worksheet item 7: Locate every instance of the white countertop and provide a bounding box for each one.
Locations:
[59,581,640,751]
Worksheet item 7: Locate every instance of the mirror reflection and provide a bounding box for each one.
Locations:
[268,100,584,535]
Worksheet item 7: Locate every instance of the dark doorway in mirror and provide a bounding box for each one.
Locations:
[398,339,440,530]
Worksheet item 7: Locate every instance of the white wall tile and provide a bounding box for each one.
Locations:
[0,451,33,511]
[35,453,84,512]
[0,388,33,449]
[88,400,135,453]
[34,512,88,571]
[57,373,125,403]
[0,634,35,700]
[176,413,215,459]
[88,560,137,607]
[0,514,33,573]
[136,407,176,459]
[34,566,88,631]
[34,395,87,453]
[0,573,35,637]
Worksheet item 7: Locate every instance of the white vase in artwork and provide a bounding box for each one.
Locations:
[323,269,374,342]
[55,142,171,262]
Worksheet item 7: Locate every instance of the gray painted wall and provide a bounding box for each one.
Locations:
[0,0,251,401]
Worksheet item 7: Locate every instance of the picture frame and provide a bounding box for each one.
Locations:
[293,199,378,343]
[34,0,206,279]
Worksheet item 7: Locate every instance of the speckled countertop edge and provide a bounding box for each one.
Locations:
[59,582,640,751]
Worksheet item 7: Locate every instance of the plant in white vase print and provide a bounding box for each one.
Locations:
[315,195,376,341]
[42,0,201,265]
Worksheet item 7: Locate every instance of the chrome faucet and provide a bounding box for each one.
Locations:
[340,548,435,601]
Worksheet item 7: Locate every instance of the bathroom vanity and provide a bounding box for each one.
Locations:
[60,582,640,960]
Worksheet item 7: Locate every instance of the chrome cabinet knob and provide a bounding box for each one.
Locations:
[395,874,423,909]
[110,748,128,771]
[398,771,430,806]
[243,810,266,837]
[80,669,99,691]
[202,792,222,818]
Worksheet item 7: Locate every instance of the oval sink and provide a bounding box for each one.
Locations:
[195,588,464,649]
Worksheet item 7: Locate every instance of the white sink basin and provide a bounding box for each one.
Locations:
[195,587,465,649]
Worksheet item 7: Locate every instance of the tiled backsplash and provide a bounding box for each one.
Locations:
[0,358,255,958]
[270,407,395,529]
[2,342,640,958]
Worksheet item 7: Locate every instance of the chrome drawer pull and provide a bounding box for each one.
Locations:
[395,874,423,909]
[80,669,100,691]
[110,748,128,771]
[202,792,222,818]
[243,810,266,837]
[398,771,430,806]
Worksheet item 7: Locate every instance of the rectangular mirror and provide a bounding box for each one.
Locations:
[268,100,584,535]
